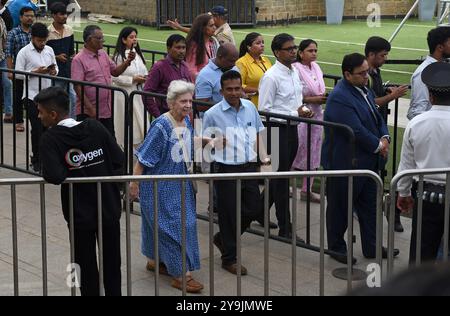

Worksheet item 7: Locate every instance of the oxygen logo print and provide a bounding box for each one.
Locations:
[65,148,105,168]
[65,149,84,168]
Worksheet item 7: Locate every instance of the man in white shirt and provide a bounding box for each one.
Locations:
[257,33,312,240]
[15,22,58,171]
[397,62,450,264]
[407,27,450,120]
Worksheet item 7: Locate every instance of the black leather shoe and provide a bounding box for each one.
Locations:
[256,220,278,229]
[394,222,404,233]
[364,247,400,259]
[278,231,305,243]
[213,232,225,255]
[382,247,400,258]
[329,253,357,265]
[221,262,248,275]
[31,161,40,172]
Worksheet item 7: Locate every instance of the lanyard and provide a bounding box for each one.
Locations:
[254,58,268,74]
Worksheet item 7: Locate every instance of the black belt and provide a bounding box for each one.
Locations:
[415,181,446,205]
[216,162,258,170]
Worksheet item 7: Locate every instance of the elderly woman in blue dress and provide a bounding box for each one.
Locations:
[129,80,204,293]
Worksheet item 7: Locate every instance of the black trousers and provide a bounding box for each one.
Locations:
[410,192,450,264]
[72,222,122,296]
[216,163,261,265]
[260,123,298,234]
[13,79,24,124]
[24,99,44,164]
[326,176,378,257]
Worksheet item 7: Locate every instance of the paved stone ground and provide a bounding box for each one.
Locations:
[0,98,413,296]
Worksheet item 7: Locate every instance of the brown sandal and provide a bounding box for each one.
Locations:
[15,124,24,132]
[3,115,13,123]
[171,276,204,293]
[146,261,169,276]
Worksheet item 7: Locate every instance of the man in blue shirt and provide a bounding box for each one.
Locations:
[203,70,270,275]
[195,43,238,105]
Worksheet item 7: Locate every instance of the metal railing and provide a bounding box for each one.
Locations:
[156,0,256,29]
[0,68,130,176]
[70,44,412,184]
[0,169,384,296]
[74,41,168,66]
[388,168,450,277]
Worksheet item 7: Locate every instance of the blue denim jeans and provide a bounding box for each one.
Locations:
[54,79,77,118]
[1,58,12,115]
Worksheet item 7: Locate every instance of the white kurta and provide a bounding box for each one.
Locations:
[112,50,148,148]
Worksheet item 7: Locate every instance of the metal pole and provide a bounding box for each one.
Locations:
[181,180,187,297]
[236,179,242,296]
[125,182,132,296]
[416,176,424,266]
[264,178,270,296]
[209,180,215,296]
[291,177,297,296]
[392,99,399,176]
[376,177,384,276]
[153,180,159,296]
[11,185,19,296]
[40,184,48,296]
[443,174,450,261]
[389,0,421,43]
[347,176,353,293]
[97,182,104,296]
[306,124,311,244]
[69,183,76,296]
[319,177,325,296]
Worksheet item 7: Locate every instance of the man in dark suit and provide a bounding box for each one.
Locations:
[322,53,399,264]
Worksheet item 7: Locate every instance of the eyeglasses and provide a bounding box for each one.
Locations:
[352,70,369,77]
[23,14,35,18]
[279,45,298,52]
[90,36,105,42]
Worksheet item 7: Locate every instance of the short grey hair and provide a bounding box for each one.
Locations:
[167,80,195,104]
[83,25,101,43]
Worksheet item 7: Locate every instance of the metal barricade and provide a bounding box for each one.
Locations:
[388,168,450,278]
[0,169,384,296]
[0,68,130,176]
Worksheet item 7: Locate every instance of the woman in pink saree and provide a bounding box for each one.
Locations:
[292,39,327,202]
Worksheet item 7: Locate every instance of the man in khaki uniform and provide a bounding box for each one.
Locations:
[209,6,235,46]
[166,5,236,46]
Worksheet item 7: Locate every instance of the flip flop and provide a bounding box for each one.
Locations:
[3,115,13,123]
[15,124,24,132]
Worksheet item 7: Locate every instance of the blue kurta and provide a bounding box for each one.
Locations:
[136,114,200,277]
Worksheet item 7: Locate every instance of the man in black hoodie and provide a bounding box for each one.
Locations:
[36,87,124,296]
